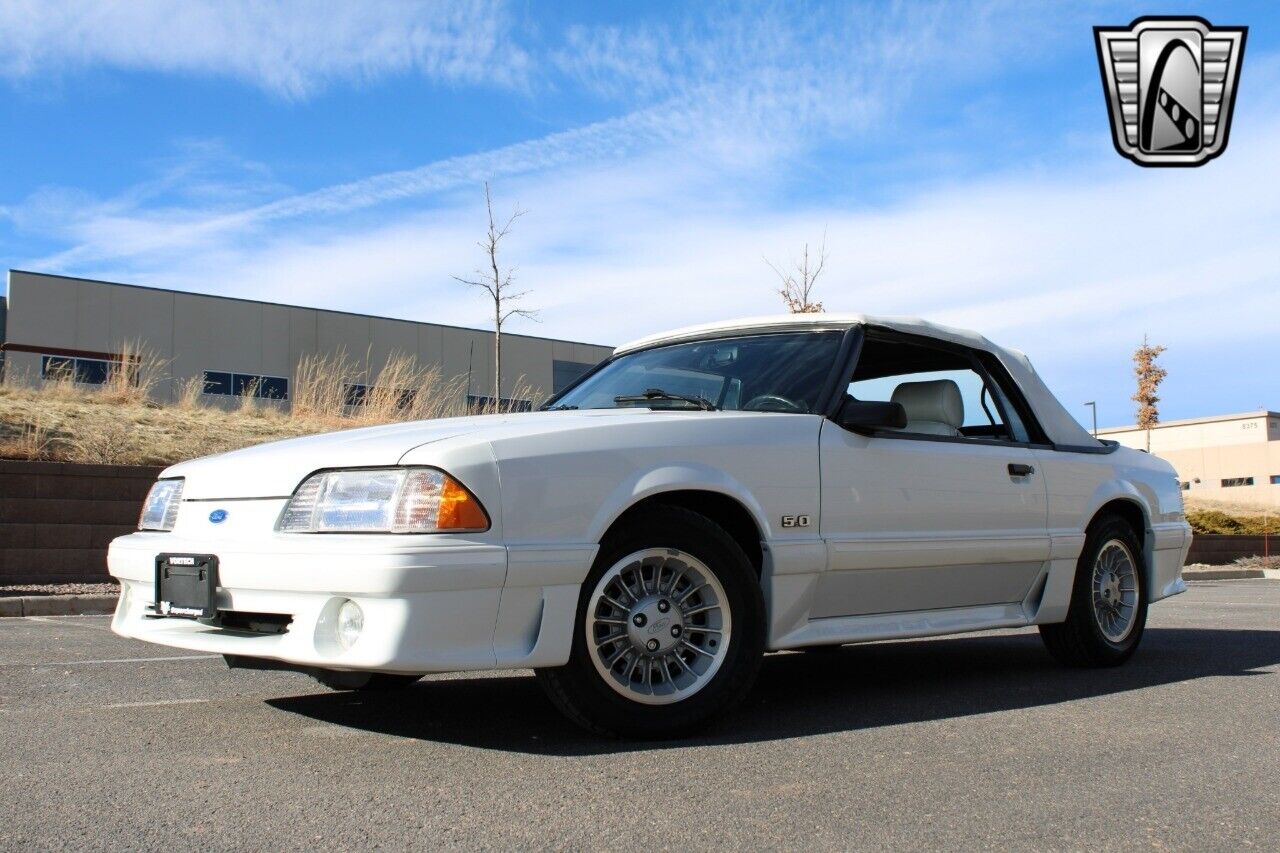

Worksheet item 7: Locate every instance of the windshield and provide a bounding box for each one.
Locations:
[548,331,843,413]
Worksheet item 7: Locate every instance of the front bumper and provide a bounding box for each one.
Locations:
[109,527,510,673]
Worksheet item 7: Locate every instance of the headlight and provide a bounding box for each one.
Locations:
[277,468,489,533]
[139,478,184,531]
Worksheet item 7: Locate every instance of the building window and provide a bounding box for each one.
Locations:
[343,383,416,409]
[1271,475,1280,485]
[42,354,122,386]
[202,370,288,400]
[467,394,532,413]
[553,359,595,393]
[344,383,368,407]
[1180,481,1190,491]
[1221,477,1255,488]
[257,376,289,400]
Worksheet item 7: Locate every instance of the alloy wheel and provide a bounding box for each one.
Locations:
[585,548,731,705]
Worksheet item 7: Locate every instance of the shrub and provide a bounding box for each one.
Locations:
[1186,509,1275,536]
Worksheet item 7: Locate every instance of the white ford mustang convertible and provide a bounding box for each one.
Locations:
[110,314,1190,736]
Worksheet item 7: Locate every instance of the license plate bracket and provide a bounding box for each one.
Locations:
[155,553,219,619]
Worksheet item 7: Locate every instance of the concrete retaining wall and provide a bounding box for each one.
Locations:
[0,460,162,584]
[1186,533,1273,566]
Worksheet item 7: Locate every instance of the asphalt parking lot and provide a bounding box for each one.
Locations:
[2,581,1277,850]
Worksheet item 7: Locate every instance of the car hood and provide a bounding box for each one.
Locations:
[163,409,708,499]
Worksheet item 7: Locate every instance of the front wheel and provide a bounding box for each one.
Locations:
[536,506,765,738]
[1040,515,1148,667]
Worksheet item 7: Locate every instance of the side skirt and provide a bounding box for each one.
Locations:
[771,602,1031,650]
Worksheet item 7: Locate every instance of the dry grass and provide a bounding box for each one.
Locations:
[0,349,546,466]
[1184,495,1276,517]
[1184,496,1277,536]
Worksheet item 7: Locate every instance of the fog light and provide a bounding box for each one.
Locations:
[337,600,363,650]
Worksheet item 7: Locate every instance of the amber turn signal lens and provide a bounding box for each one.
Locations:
[438,475,490,531]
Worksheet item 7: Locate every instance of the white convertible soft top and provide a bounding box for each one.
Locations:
[615,314,1100,448]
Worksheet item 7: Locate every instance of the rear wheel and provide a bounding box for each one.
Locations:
[1040,515,1147,667]
[536,506,765,738]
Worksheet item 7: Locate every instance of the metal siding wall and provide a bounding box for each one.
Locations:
[416,324,445,375]
[368,316,421,372]
[440,326,486,396]
[75,280,112,352]
[8,272,80,350]
[316,311,372,370]
[108,285,176,362]
[173,294,261,381]
[287,307,319,373]
[260,304,292,378]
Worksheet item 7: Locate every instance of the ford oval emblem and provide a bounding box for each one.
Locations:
[208,509,228,524]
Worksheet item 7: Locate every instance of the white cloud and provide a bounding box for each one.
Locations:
[0,0,529,98]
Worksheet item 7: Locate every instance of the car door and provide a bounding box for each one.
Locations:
[815,332,1050,618]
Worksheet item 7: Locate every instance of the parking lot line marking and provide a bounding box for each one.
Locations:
[105,698,210,709]
[1,654,220,667]
[25,616,115,632]
[1172,596,1280,604]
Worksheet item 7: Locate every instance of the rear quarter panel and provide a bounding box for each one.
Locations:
[1032,444,1189,616]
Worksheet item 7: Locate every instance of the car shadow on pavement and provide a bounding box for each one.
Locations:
[266,627,1280,755]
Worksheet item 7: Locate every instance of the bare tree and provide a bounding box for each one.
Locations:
[453,182,538,407]
[765,233,828,313]
[1132,335,1168,452]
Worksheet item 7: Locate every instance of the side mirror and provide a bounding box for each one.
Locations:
[837,399,907,432]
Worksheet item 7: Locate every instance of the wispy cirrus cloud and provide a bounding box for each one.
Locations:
[0,0,530,98]
[10,1,1051,273]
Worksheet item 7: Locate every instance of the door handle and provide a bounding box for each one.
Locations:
[1008,463,1035,477]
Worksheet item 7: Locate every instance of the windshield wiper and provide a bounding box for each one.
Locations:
[613,388,718,411]
[540,403,578,411]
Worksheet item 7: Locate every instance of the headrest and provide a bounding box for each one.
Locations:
[890,379,964,429]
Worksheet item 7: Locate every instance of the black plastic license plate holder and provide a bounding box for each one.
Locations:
[155,553,219,619]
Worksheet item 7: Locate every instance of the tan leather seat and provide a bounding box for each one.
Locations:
[890,379,964,437]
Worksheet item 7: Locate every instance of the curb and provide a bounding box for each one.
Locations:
[0,594,119,618]
[1183,568,1280,581]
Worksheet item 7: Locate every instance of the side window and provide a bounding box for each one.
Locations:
[846,336,1027,443]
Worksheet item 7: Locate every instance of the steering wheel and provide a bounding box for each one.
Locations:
[742,394,805,413]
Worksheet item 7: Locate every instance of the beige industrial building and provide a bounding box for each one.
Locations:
[1099,411,1280,508]
[1,270,612,409]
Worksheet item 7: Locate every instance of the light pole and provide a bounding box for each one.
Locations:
[1084,401,1097,437]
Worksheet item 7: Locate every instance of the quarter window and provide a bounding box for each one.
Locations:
[845,336,1032,443]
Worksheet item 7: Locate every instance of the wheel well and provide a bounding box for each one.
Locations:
[1091,499,1148,551]
[605,491,765,577]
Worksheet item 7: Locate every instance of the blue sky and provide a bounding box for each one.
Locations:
[1,0,1276,427]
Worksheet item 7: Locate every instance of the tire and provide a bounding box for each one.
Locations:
[311,671,422,691]
[1039,515,1148,667]
[536,505,766,738]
